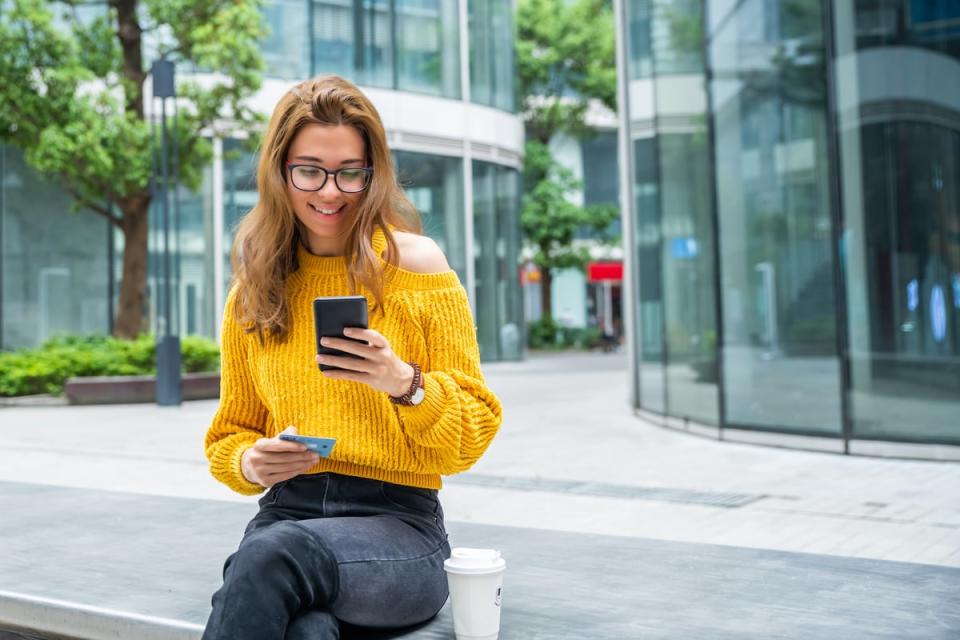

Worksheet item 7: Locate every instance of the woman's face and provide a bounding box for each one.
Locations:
[285,123,368,255]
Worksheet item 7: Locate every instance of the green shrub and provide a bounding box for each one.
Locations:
[527,318,563,349]
[527,320,604,350]
[0,334,220,397]
[181,335,221,373]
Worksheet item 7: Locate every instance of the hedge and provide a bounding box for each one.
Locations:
[0,334,220,397]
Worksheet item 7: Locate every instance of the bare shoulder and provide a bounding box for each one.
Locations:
[393,231,451,274]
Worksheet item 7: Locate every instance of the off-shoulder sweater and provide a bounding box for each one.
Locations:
[204,233,503,495]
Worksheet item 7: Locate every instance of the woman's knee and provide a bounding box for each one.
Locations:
[228,521,334,580]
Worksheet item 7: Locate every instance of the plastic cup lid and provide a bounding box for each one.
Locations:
[444,547,506,574]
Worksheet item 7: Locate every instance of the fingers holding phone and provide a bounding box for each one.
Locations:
[241,426,320,488]
[317,328,414,398]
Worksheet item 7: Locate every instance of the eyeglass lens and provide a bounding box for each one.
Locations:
[290,166,370,193]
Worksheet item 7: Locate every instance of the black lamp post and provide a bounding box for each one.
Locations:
[151,58,182,406]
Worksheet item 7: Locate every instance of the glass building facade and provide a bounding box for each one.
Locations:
[617,0,960,452]
[1,0,523,362]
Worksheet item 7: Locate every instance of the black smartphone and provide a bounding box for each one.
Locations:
[313,295,369,372]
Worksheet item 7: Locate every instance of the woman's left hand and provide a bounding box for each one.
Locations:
[316,328,415,398]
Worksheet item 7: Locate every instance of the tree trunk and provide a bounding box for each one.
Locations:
[111,0,149,339]
[114,194,150,338]
[540,266,553,322]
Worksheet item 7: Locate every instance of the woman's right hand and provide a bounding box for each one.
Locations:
[241,426,320,488]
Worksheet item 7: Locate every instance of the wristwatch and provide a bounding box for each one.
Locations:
[390,362,425,406]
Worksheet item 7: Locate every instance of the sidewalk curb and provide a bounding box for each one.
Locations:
[0,591,203,640]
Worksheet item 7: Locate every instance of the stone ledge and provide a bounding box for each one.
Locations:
[63,373,220,405]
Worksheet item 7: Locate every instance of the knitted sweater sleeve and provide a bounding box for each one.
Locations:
[203,289,269,495]
[395,284,503,475]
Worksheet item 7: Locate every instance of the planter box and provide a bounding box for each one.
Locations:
[64,372,220,405]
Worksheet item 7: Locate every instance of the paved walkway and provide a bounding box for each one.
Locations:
[1,351,958,567]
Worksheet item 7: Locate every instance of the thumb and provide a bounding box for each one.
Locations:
[281,425,298,435]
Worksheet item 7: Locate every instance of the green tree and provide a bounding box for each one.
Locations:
[0,0,266,338]
[520,141,618,320]
[516,0,617,321]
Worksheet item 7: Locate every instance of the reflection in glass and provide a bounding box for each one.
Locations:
[659,133,718,425]
[708,0,841,433]
[834,0,960,443]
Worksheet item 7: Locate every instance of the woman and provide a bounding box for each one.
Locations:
[201,75,503,640]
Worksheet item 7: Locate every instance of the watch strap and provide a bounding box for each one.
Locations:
[390,362,423,406]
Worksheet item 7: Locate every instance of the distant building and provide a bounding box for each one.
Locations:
[0,0,524,362]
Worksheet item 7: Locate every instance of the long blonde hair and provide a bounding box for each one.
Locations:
[231,75,421,340]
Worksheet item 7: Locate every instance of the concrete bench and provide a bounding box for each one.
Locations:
[0,481,958,639]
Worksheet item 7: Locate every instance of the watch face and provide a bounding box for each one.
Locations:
[410,386,425,405]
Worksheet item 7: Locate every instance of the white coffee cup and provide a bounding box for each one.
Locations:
[443,547,506,640]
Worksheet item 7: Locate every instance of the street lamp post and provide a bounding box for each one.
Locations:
[151,58,182,406]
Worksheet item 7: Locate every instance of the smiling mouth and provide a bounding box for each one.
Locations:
[309,203,344,216]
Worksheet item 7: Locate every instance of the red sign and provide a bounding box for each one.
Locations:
[587,262,623,283]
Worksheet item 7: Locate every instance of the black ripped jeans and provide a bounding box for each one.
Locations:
[201,473,451,640]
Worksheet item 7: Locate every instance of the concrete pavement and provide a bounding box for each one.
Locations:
[1,351,958,567]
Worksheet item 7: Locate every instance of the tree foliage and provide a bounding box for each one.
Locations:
[517,0,616,145]
[516,0,618,320]
[520,141,618,271]
[0,0,266,337]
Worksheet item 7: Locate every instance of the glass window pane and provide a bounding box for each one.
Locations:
[708,0,842,433]
[469,0,516,111]
[222,140,259,294]
[313,0,393,88]
[473,160,522,361]
[659,133,719,425]
[262,0,310,80]
[632,137,666,412]
[396,0,460,97]
[394,150,466,280]
[834,1,960,444]
[1,146,110,349]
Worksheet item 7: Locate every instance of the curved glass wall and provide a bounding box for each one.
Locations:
[620,0,960,447]
[469,0,516,111]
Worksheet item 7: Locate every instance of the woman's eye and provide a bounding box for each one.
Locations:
[298,167,322,177]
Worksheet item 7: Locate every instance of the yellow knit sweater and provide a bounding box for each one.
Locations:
[204,235,503,496]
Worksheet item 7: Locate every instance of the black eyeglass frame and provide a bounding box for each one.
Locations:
[286,163,374,193]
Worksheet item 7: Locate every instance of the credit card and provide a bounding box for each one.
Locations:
[278,434,336,457]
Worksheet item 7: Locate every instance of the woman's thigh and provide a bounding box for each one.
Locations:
[243,474,450,629]
[297,514,449,628]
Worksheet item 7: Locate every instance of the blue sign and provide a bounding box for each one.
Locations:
[672,237,699,259]
[931,285,947,343]
[952,274,960,309]
[907,279,919,311]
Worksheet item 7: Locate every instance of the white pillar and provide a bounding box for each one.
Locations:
[614,0,638,407]
[459,0,476,312]
[212,136,225,342]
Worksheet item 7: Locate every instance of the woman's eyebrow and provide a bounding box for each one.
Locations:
[292,155,364,165]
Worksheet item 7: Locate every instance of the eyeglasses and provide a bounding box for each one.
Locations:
[286,164,373,193]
